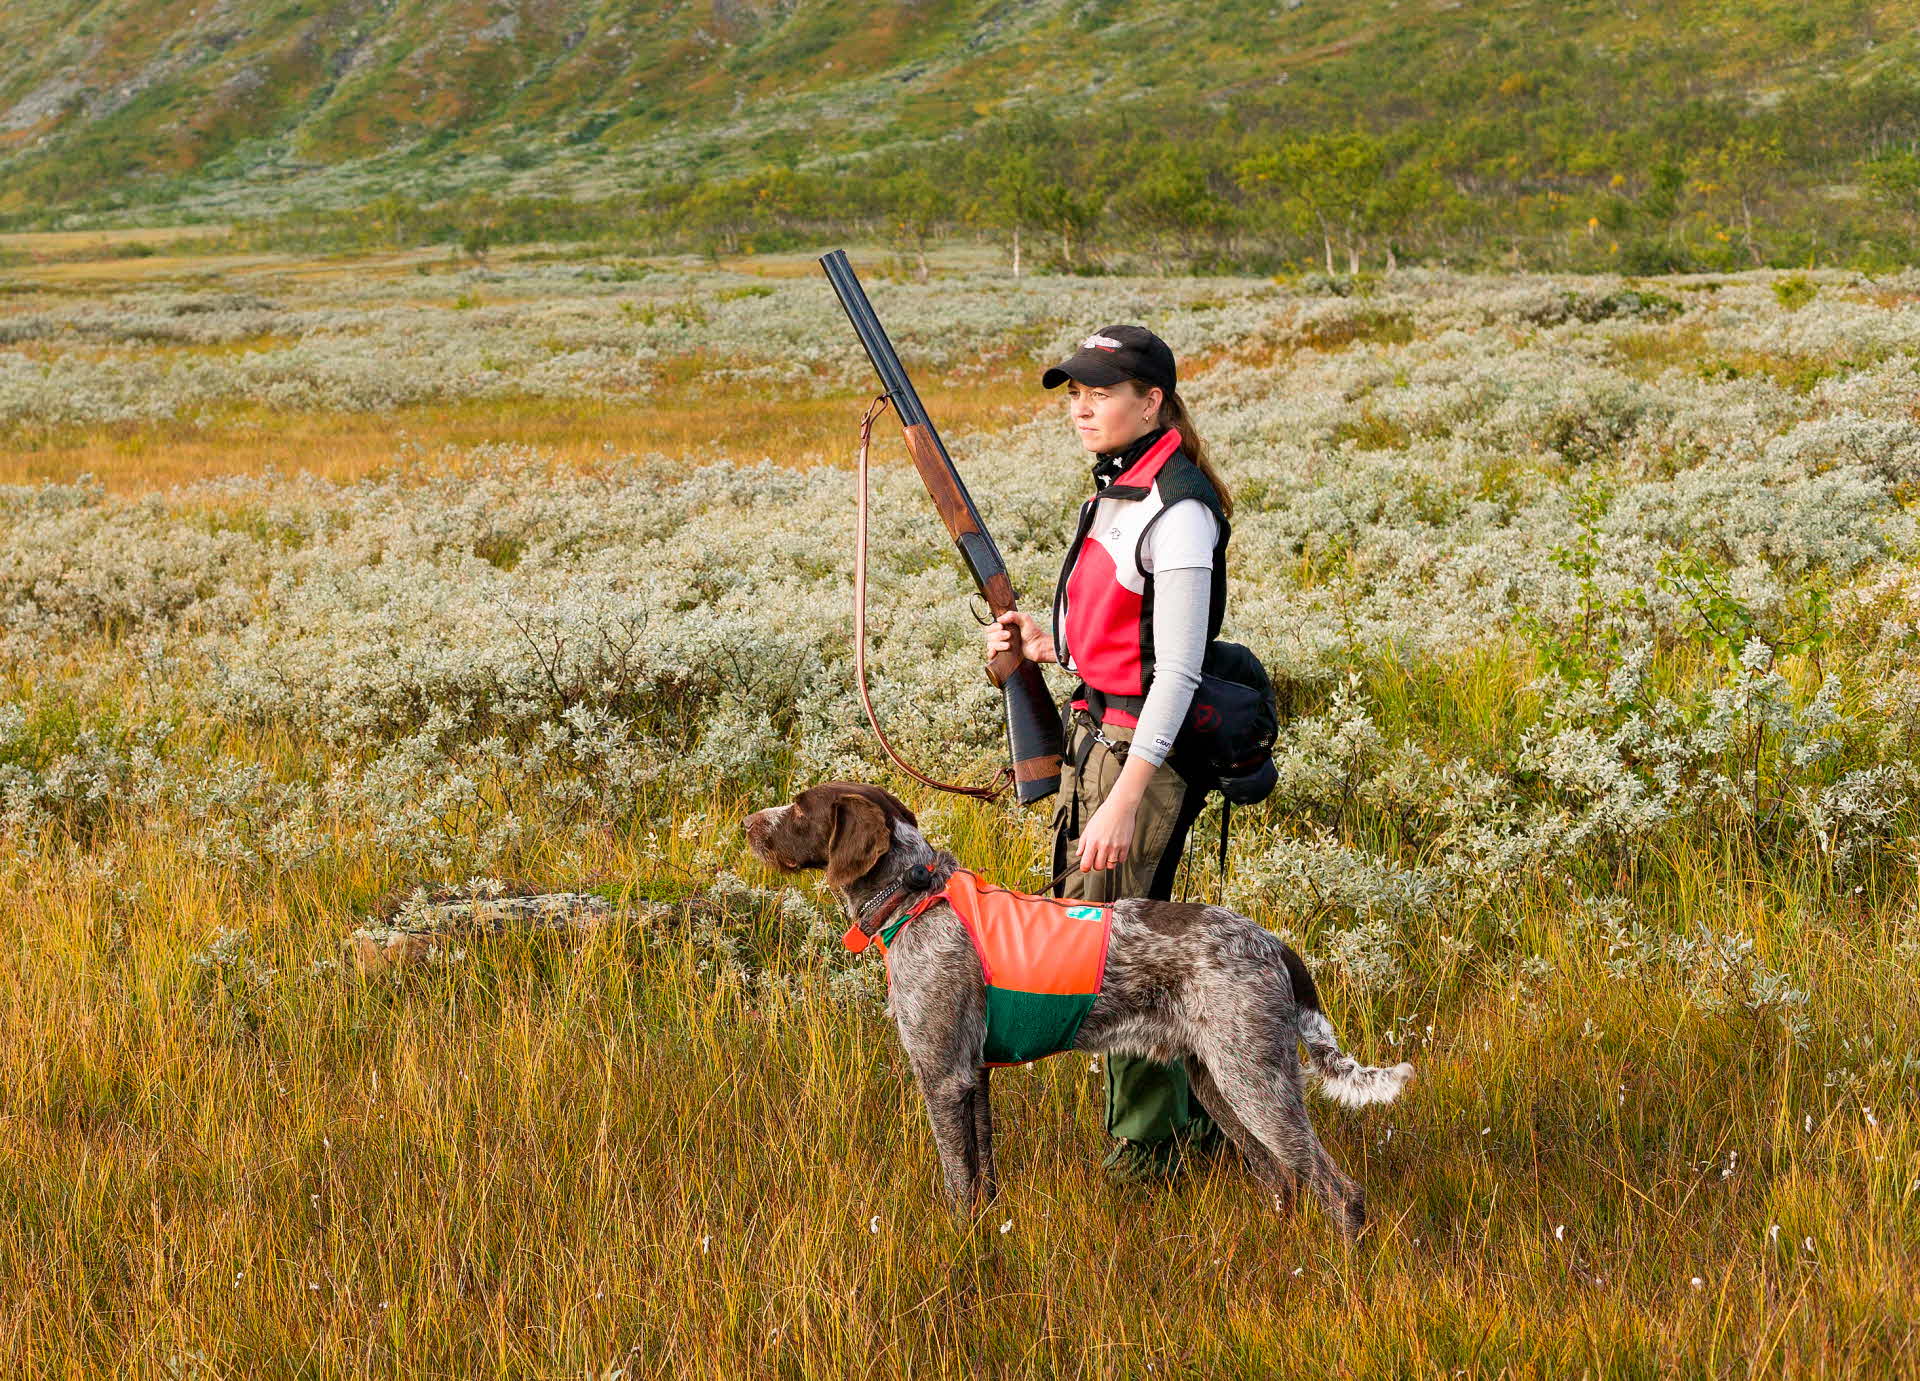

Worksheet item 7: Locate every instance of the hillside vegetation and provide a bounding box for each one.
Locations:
[2,0,1918,272]
[2,244,1920,1370]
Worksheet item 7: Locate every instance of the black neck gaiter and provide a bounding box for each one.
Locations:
[1091,427,1168,491]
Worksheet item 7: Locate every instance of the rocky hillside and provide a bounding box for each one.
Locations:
[4,0,1065,217]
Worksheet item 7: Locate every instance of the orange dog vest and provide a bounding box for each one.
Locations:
[858,869,1113,1067]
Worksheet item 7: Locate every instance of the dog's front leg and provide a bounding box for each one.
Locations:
[912,1061,983,1211]
[891,932,989,1211]
[971,1067,997,1207]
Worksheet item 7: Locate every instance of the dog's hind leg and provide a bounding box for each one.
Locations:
[1199,1042,1367,1239]
[1183,1057,1299,1216]
[971,1067,998,1206]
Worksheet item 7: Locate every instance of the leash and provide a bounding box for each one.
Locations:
[854,393,1015,802]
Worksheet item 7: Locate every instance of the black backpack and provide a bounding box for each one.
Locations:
[1167,641,1279,883]
[1171,641,1280,806]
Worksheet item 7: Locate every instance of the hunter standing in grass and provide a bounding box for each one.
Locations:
[984,325,1235,1182]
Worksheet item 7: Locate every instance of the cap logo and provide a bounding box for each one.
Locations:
[1082,334,1123,351]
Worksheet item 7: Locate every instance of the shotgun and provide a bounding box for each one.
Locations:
[819,249,1062,803]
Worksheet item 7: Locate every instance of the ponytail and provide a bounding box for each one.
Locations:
[1127,381,1233,519]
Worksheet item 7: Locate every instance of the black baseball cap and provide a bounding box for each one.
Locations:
[1042,324,1177,395]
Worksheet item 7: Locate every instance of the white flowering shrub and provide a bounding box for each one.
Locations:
[3,265,1919,910]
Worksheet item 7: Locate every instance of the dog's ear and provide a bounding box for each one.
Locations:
[872,786,917,830]
[824,792,893,889]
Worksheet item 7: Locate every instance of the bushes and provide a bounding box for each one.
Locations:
[4,265,1920,892]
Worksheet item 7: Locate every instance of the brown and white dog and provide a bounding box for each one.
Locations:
[744,781,1411,1238]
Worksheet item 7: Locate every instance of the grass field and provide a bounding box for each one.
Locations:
[2,240,1918,1376]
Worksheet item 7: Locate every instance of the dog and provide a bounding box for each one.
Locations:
[743,781,1412,1238]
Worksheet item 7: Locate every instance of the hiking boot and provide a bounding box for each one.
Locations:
[1185,1121,1227,1160]
[1102,1136,1184,1184]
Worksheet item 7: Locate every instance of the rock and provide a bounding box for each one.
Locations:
[348,885,612,974]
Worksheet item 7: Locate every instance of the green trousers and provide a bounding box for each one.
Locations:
[1051,714,1214,1147]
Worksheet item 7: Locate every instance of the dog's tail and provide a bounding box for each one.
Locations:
[1283,946,1414,1109]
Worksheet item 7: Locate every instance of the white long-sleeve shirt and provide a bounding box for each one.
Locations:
[1126,502,1217,767]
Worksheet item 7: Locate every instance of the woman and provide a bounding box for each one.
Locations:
[984,323,1234,1182]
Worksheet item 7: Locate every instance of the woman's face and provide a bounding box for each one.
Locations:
[1065,379,1161,455]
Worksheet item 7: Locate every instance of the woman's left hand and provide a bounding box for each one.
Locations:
[1076,794,1138,873]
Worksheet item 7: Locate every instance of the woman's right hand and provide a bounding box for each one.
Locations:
[985,610,1056,665]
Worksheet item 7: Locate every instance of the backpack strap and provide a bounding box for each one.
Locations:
[1218,800,1231,885]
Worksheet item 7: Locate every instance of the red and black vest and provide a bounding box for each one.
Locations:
[1051,428,1230,724]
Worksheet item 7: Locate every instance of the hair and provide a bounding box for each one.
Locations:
[1122,379,1233,519]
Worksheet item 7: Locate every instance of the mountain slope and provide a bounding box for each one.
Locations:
[1,0,1916,270]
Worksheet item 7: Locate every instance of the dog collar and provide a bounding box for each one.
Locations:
[842,863,942,953]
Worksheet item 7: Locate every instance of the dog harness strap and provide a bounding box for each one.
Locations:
[842,863,943,953]
[880,892,941,947]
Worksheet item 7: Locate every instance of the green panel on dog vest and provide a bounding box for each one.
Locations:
[982,988,1098,1066]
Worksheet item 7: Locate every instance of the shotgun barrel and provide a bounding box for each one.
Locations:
[820,249,1062,803]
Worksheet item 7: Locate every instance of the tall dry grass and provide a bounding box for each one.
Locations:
[1,769,1914,1376]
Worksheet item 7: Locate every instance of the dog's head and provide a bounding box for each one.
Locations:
[743,782,920,890]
